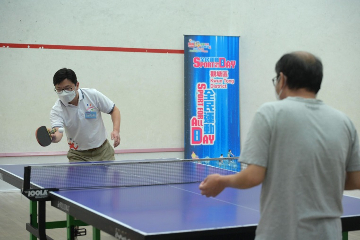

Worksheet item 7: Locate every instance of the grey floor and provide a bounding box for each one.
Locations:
[1,191,360,240]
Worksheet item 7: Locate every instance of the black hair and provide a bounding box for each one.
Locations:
[53,68,77,86]
[275,52,323,94]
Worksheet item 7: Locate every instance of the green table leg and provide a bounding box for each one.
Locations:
[342,231,348,240]
[30,200,37,240]
[93,227,101,240]
[67,214,75,240]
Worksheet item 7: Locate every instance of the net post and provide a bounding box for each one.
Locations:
[22,166,31,193]
[22,166,58,201]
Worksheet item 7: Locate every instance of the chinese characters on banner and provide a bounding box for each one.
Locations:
[190,83,216,146]
[184,35,240,167]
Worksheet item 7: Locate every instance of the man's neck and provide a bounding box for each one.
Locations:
[69,92,79,106]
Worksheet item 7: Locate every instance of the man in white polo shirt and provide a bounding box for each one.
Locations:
[49,68,121,162]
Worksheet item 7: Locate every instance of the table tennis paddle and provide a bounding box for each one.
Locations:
[35,126,63,147]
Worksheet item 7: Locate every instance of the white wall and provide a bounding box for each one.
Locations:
[1,0,359,195]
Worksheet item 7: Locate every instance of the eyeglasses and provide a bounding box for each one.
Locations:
[272,76,279,86]
[54,86,75,94]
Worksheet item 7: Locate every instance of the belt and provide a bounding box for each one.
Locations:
[78,140,107,152]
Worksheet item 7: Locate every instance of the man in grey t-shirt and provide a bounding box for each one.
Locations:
[199,51,360,239]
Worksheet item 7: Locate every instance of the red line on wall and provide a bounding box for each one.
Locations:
[0,43,184,54]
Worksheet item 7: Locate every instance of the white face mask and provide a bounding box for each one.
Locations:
[275,88,283,100]
[58,90,76,104]
[274,76,285,100]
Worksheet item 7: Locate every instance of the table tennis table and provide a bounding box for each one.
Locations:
[1,159,360,240]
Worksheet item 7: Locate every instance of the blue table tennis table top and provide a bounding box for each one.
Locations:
[1,161,360,240]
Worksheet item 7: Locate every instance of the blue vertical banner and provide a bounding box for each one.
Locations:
[184,35,240,160]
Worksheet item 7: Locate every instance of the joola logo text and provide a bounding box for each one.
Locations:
[27,189,48,198]
[57,202,70,212]
[115,229,130,240]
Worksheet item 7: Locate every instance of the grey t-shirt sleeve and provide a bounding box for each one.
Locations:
[239,108,271,168]
[347,128,360,172]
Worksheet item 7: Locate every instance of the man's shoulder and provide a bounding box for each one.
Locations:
[80,88,103,100]
[80,88,113,109]
[259,97,321,111]
[80,88,98,95]
[259,98,353,124]
[51,99,63,110]
[256,98,316,117]
[257,101,281,113]
[50,100,64,116]
[324,105,355,127]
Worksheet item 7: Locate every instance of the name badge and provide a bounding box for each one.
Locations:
[85,111,97,119]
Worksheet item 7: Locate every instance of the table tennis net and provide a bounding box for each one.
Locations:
[27,158,241,190]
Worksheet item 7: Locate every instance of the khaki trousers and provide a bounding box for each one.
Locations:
[67,139,115,162]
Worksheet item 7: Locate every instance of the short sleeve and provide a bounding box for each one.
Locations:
[347,128,360,172]
[50,102,65,128]
[239,110,272,168]
[94,90,115,114]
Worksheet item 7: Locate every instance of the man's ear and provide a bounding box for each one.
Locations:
[279,72,287,88]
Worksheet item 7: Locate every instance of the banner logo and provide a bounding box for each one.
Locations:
[188,39,211,53]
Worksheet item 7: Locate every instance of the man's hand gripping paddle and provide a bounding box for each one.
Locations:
[35,126,64,147]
